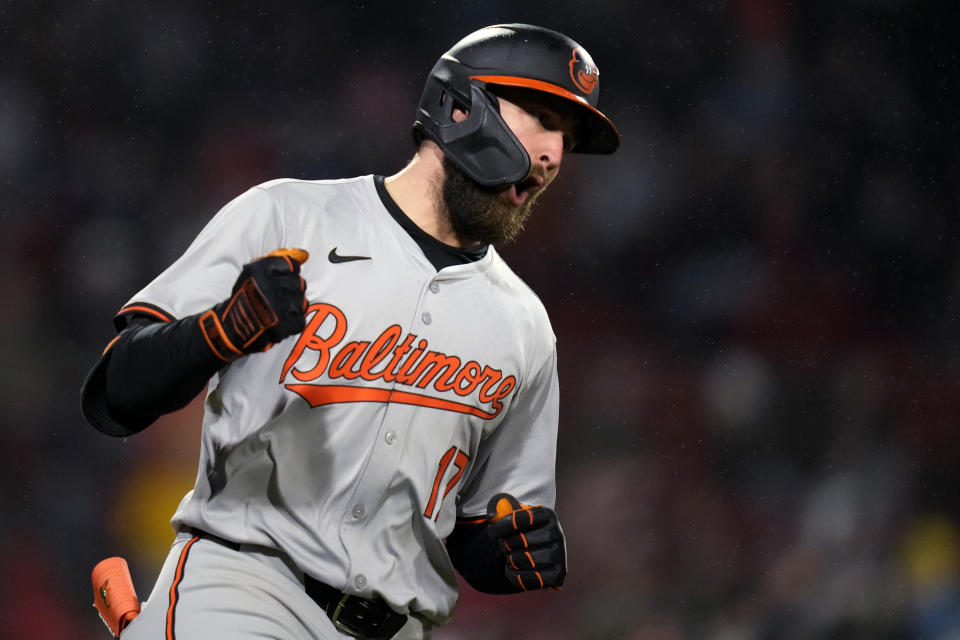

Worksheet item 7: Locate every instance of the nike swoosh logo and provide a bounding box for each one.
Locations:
[328,248,372,264]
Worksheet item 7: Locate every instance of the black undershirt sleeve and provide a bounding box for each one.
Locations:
[445,519,519,594]
[80,314,223,436]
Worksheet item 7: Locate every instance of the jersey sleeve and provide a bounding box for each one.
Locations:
[115,186,283,328]
[456,347,560,517]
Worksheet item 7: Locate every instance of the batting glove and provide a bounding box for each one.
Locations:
[486,493,567,591]
[199,248,309,361]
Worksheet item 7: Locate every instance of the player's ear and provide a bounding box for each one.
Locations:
[451,107,469,123]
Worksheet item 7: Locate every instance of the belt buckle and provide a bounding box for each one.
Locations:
[330,594,365,639]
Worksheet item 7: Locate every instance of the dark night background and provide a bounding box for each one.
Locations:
[2,1,959,638]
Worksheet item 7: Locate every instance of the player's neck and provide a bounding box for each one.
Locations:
[384,146,473,248]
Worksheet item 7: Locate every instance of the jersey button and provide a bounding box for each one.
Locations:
[385,431,397,445]
[429,281,440,294]
[354,574,367,589]
[352,504,365,519]
[422,312,432,325]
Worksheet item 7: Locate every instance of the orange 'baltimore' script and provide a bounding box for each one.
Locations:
[280,303,517,419]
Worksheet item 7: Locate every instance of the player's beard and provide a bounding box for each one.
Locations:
[440,156,543,245]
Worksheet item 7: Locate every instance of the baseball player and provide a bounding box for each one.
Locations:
[81,23,619,640]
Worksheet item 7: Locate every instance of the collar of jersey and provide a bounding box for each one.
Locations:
[369,175,495,275]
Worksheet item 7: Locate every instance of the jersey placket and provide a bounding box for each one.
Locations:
[337,273,447,594]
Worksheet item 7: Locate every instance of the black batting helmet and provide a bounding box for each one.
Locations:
[413,23,620,188]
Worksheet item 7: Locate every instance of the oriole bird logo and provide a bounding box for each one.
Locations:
[568,48,599,94]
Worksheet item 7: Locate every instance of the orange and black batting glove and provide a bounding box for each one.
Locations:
[199,248,309,361]
[486,493,567,591]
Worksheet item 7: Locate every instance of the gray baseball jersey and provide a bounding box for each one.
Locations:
[119,175,559,624]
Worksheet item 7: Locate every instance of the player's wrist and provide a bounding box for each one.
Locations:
[201,275,279,361]
[198,308,246,362]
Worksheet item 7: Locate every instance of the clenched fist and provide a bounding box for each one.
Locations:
[199,248,309,361]
[486,493,567,591]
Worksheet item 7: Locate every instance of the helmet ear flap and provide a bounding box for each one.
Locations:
[415,82,531,188]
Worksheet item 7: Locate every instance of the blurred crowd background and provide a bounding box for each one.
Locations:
[2,1,958,638]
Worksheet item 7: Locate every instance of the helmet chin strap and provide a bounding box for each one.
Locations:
[427,83,531,189]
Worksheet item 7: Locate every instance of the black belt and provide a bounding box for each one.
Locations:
[186,528,408,640]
